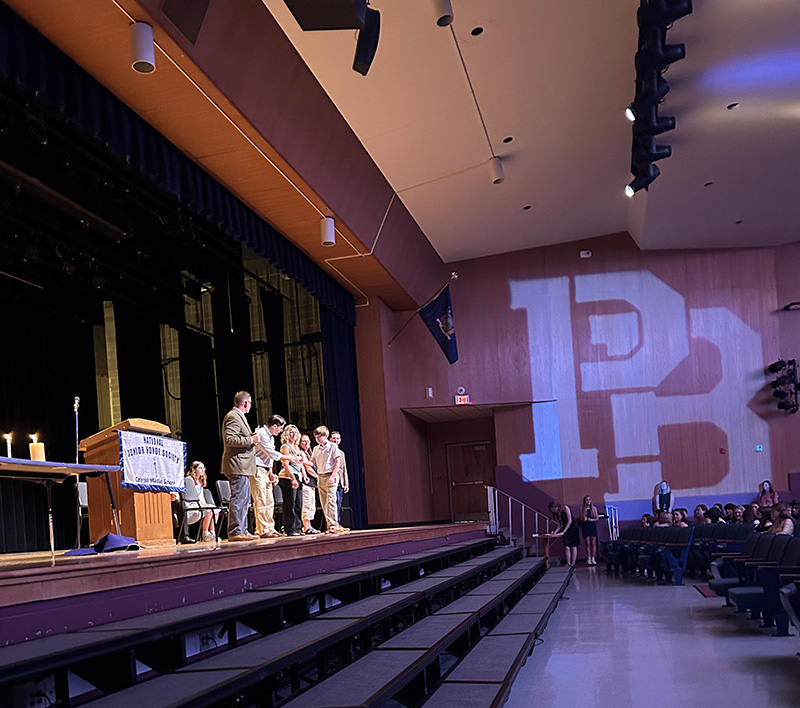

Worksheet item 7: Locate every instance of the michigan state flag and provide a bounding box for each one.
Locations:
[418,285,458,364]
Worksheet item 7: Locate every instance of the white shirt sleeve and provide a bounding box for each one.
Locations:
[254,426,282,464]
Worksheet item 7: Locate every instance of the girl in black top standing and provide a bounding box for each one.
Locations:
[580,495,600,565]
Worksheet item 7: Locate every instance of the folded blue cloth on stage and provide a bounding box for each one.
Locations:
[63,532,140,555]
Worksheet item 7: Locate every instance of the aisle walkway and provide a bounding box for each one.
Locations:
[506,566,800,708]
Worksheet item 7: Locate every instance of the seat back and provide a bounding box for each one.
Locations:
[216,479,231,504]
[182,479,201,504]
[765,533,792,563]
[736,523,755,540]
[664,527,681,544]
[779,536,800,568]
[720,524,737,540]
[739,532,761,556]
[709,523,727,540]
[203,488,216,505]
[751,532,776,561]
[693,523,714,540]
[77,481,89,508]
[652,526,670,543]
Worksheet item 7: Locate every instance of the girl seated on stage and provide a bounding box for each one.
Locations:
[185,461,217,542]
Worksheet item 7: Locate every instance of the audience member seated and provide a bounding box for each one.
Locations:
[705,507,726,524]
[724,503,736,522]
[731,505,745,523]
[672,510,688,527]
[694,505,710,525]
[767,503,795,535]
[641,514,655,527]
[184,461,217,543]
[790,499,800,522]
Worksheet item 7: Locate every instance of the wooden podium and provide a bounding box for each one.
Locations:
[79,419,176,547]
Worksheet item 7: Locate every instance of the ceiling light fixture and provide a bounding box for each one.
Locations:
[488,157,504,185]
[321,217,336,247]
[130,22,156,74]
[433,0,454,27]
[625,163,660,197]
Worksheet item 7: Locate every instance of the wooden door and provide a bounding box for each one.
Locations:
[447,442,494,521]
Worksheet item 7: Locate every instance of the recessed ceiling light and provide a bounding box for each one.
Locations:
[735,220,743,224]
[503,136,513,143]
[727,102,739,110]
[523,205,532,210]
[471,27,484,36]
[704,181,713,187]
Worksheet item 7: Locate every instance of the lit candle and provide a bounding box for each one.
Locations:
[3,433,10,458]
[29,434,46,462]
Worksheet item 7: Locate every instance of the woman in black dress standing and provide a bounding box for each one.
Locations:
[580,495,599,565]
[548,500,580,566]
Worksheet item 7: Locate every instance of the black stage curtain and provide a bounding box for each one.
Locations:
[259,288,289,418]
[0,3,355,327]
[115,305,168,425]
[211,263,255,432]
[178,328,221,482]
[0,310,99,553]
[320,305,366,529]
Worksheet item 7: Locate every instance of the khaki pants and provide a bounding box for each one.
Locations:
[249,466,275,535]
[317,473,339,531]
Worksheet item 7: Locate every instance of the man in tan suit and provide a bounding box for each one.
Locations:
[221,390,259,540]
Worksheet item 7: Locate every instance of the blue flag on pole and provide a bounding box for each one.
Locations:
[418,285,458,364]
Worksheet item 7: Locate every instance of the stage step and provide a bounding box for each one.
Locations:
[0,537,498,705]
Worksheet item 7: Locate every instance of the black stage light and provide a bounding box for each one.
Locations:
[768,359,787,373]
[353,7,380,75]
[638,0,693,28]
[773,389,789,399]
[635,28,686,72]
[625,163,661,197]
[771,376,790,388]
[777,401,795,410]
[634,135,672,162]
[633,106,676,136]
[634,70,670,108]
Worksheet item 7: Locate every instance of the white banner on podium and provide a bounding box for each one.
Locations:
[118,430,186,492]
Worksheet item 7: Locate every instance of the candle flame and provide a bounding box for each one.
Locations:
[30,434,38,444]
[3,433,10,442]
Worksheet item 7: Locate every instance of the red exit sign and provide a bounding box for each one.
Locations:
[454,394,471,405]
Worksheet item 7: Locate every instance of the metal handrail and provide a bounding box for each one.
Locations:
[485,485,554,544]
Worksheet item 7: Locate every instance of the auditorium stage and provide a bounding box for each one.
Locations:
[0,523,488,646]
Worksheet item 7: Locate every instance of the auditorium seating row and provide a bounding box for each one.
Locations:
[707,532,800,636]
[0,538,571,707]
[603,523,757,584]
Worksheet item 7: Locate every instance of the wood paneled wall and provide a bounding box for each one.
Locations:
[356,233,799,521]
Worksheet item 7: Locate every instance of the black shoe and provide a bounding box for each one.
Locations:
[181,537,196,544]
[287,531,303,537]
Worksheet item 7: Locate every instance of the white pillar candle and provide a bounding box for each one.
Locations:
[29,434,46,462]
[4,433,11,458]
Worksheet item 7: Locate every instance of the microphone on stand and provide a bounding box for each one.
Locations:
[74,396,81,464]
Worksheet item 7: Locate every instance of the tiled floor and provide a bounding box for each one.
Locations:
[506,566,800,708]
